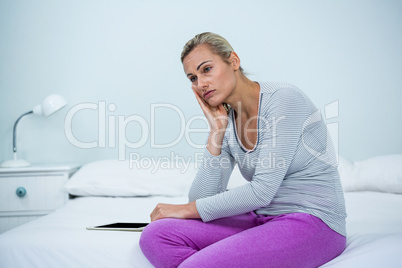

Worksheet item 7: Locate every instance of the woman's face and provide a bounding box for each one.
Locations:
[183,44,237,107]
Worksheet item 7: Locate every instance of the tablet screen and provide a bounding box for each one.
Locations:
[95,222,149,229]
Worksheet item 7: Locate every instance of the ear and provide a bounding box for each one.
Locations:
[230,51,241,71]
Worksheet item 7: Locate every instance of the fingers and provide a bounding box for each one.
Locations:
[150,203,168,222]
[150,203,186,222]
[192,91,225,118]
[192,91,214,121]
[151,213,159,222]
[150,203,161,222]
[193,90,210,111]
[150,207,157,222]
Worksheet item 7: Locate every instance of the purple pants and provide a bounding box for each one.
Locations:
[140,212,346,268]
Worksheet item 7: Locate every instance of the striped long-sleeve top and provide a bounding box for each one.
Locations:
[189,81,347,237]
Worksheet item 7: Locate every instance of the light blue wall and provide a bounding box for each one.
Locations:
[1,0,401,165]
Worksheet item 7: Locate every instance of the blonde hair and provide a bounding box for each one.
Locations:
[181,32,243,114]
[181,32,244,73]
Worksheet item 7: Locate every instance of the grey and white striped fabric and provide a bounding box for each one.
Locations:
[189,81,347,236]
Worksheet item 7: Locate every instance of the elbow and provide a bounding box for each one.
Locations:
[188,195,196,203]
[188,189,217,203]
[188,190,198,203]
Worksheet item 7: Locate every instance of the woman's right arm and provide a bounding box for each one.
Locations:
[188,91,235,202]
[188,135,235,202]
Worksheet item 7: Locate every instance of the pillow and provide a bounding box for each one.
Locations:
[338,154,402,194]
[338,156,356,192]
[63,160,197,197]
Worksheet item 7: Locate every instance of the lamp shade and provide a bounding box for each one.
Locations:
[33,94,67,116]
[0,94,67,168]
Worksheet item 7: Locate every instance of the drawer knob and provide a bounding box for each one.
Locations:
[16,187,26,197]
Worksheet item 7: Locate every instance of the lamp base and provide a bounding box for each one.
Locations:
[0,159,31,168]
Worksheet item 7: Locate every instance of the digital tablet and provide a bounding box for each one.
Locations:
[86,222,149,232]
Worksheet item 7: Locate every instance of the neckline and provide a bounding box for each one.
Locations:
[232,89,263,153]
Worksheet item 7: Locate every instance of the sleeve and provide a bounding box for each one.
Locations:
[188,129,236,202]
[195,88,310,222]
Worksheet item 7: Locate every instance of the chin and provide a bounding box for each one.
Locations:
[206,94,225,107]
[206,99,222,107]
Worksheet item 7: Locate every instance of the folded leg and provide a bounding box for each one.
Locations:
[179,213,346,268]
[139,212,255,268]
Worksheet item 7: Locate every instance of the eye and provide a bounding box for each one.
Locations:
[204,66,211,73]
[190,76,197,82]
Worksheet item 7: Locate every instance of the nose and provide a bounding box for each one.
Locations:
[197,77,208,92]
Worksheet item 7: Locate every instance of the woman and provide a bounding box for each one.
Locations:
[140,32,347,268]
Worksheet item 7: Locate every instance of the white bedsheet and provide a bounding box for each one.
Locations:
[0,196,182,268]
[1,192,402,268]
[323,192,402,267]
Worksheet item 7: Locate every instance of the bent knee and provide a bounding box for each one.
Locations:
[139,218,180,252]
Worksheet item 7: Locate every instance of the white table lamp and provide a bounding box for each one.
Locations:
[0,94,67,168]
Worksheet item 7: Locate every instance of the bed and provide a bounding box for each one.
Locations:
[1,155,402,268]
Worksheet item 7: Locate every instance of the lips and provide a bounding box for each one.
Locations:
[203,90,216,99]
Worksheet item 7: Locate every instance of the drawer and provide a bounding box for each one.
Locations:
[0,175,67,212]
[0,215,41,233]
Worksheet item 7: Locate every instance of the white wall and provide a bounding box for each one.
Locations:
[1,0,401,165]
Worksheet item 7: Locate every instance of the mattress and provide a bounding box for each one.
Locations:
[1,192,401,268]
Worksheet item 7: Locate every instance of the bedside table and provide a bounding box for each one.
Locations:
[0,164,80,233]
